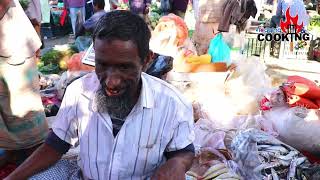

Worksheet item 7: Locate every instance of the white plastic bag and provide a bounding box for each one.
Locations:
[262,106,320,153]
[225,57,272,115]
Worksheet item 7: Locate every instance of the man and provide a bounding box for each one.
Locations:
[270,0,308,28]
[6,10,195,180]
[161,0,188,18]
[64,0,86,35]
[0,0,49,166]
[193,0,224,55]
[25,0,43,55]
[76,0,106,37]
[129,0,151,16]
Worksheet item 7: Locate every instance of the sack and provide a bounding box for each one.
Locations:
[145,54,173,79]
[208,33,231,65]
[60,8,68,26]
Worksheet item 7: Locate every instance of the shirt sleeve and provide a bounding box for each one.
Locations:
[51,81,80,147]
[45,131,71,154]
[166,102,195,152]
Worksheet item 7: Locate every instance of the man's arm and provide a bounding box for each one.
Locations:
[152,149,194,180]
[0,0,11,20]
[152,99,195,180]
[4,144,63,180]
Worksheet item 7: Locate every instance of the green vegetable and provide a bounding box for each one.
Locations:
[19,0,30,10]
[41,50,62,65]
[38,64,60,75]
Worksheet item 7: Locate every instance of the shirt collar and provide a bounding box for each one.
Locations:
[82,72,155,112]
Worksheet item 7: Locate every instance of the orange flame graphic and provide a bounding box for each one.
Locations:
[280,8,304,33]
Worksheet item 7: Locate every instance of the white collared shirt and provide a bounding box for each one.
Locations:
[52,72,195,180]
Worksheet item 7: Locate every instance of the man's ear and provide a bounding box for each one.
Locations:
[142,50,154,72]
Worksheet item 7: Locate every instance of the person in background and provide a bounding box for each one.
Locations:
[171,0,188,18]
[192,0,224,55]
[5,10,195,180]
[76,0,106,37]
[129,0,151,17]
[270,0,308,28]
[161,0,188,18]
[0,0,49,169]
[64,0,86,36]
[25,0,43,55]
[85,0,94,20]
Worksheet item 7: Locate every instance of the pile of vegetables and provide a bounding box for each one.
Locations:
[308,15,320,37]
[38,45,77,74]
[148,3,162,29]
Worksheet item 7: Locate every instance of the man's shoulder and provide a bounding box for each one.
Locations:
[66,72,99,93]
[142,73,192,109]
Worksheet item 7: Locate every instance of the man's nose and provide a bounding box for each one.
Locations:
[104,71,122,89]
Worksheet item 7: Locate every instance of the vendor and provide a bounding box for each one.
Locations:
[6,10,195,180]
[76,0,106,37]
[0,0,49,167]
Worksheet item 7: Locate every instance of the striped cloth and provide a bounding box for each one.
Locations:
[52,72,195,180]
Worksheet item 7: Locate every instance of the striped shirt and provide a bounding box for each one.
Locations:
[52,72,195,180]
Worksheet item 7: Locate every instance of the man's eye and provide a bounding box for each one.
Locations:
[119,65,130,70]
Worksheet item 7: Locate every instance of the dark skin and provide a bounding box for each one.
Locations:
[5,39,194,180]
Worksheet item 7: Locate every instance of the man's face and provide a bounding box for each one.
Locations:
[94,39,146,115]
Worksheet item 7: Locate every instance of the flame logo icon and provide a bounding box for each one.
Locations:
[280,8,304,34]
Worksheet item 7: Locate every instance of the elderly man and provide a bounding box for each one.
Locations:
[6,10,195,180]
[0,0,48,167]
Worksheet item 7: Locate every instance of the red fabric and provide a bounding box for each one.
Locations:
[302,151,320,164]
[60,8,68,26]
[0,164,17,179]
[287,76,319,89]
[260,96,272,111]
[282,76,320,109]
[316,99,320,108]
[287,95,319,109]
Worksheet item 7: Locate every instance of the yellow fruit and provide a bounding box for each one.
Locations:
[59,60,68,70]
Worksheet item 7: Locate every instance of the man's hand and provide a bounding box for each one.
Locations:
[151,152,194,180]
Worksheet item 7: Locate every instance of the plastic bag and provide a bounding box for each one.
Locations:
[231,129,307,179]
[225,57,272,115]
[262,106,320,153]
[208,33,231,65]
[145,55,173,79]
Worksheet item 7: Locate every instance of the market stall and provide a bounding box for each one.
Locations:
[34,4,320,180]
